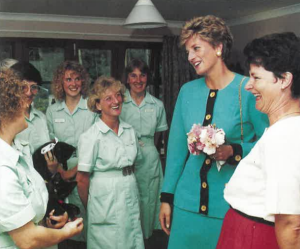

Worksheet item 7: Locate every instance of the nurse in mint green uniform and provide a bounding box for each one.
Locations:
[17,107,50,153]
[77,76,144,249]
[120,59,168,240]
[0,69,83,249]
[10,62,50,155]
[46,61,97,247]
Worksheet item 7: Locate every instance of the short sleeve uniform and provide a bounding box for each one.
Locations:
[46,96,98,242]
[120,90,168,238]
[0,138,48,248]
[16,107,50,154]
[78,119,144,249]
[225,116,300,222]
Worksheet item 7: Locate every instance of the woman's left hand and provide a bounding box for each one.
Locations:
[44,151,59,174]
[211,145,233,161]
[46,210,69,229]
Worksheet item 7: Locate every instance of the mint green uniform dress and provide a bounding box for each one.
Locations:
[46,97,98,242]
[120,90,168,238]
[16,106,50,154]
[0,138,48,249]
[78,119,144,249]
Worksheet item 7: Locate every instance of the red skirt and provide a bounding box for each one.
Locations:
[216,208,279,249]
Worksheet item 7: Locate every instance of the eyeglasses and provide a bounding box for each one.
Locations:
[22,84,49,95]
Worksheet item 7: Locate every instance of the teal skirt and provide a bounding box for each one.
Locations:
[168,206,223,249]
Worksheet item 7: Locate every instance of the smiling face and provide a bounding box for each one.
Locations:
[96,87,123,120]
[127,68,147,95]
[23,80,38,106]
[63,70,82,99]
[245,64,282,115]
[185,35,222,76]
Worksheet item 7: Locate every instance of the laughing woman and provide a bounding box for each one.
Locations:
[159,15,269,249]
[76,76,144,249]
[217,32,300,249]
[0,69,83,249]
[46,61,98,248]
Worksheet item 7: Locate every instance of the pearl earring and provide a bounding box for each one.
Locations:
[216,51,222,57]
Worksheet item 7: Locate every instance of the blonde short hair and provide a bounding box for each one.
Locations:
[180,15,233,61]
[88,76,126,113]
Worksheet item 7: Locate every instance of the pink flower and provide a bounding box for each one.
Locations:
[187,123,225,156]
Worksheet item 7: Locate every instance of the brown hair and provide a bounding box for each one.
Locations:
[0,69,25,130]
[51,61,90,101]
[122,58,152,88]
[88,76,126,113]
[180,15,233,61]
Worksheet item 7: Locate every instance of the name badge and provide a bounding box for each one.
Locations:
[145,109,154,113]
[54,118,65,123]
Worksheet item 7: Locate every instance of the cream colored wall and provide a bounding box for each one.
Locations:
[229,12,300,65]
[0,14,182,42]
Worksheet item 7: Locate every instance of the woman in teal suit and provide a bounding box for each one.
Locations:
[120,59,168,241]
[159,15,269,249]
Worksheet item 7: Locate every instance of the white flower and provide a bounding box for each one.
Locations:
[203,145,216,155]
[215,129,225,145]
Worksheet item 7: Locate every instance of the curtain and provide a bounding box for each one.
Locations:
[161,35,198,157]
[162,35,198,125]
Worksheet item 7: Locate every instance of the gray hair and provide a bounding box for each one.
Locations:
[0,58,18,70]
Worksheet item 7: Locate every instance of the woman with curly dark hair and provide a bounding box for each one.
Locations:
[46,61,98,249]
[0,69,83,249]
[217,32,300,249]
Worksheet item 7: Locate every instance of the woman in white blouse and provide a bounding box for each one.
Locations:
[217,32,300,249]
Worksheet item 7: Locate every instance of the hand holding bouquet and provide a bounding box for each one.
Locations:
[187,124,225,171]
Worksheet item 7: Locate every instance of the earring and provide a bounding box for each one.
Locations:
[216,51,222,57]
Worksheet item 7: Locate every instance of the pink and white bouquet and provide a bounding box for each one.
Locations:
[187,124,225,170]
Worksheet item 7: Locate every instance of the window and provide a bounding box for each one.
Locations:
[29,46,65,113]
[0,43,13,60]
[78,49,112,82]
[125,49,151,66]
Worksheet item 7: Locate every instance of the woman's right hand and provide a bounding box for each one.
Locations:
[159,202,172,235]
[62,218,84,238]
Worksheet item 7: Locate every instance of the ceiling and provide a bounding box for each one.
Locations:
[1,0,300,23]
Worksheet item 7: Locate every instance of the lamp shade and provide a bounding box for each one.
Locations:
[124,0,167,29]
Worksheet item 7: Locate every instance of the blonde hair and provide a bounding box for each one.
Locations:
[88,76,126,113]
[0,69,25,130]
[180,15,233,61]
[51,61,90,101]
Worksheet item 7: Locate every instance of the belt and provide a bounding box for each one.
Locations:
[93,166,134,177]
[138,136,154,147]
[231,207,275,227]
[122,166,134,176]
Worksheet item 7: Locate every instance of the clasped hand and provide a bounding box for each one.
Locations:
[210,145,233,161]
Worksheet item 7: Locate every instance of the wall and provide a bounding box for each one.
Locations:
[229,12,300,67]
[0,13,182,42]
